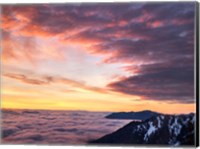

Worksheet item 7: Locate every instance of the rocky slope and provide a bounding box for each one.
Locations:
[90,113,195,146]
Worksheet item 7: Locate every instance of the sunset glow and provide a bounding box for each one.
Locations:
[1,3,196,114]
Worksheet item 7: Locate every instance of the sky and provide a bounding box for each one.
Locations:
[1,2,196,114]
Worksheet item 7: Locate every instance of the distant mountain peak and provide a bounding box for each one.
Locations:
[105,110,160,121]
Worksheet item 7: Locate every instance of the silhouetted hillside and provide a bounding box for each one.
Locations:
[90,113,195,146]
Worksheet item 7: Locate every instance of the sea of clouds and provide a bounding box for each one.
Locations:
[1,109,131,145]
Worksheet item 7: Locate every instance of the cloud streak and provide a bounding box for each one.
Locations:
[1,2,196,104]
[3,72,108,94]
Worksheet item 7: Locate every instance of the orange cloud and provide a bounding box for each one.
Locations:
[147,20,164,28]
[18,24,53,37]
[1,3,195,108]
[1,32,66,66]
[1,6,37,31]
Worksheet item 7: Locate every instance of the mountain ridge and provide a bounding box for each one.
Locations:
[90,113,195,146]
[105,110,161,121]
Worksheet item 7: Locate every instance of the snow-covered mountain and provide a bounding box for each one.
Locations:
[90,113,195,146]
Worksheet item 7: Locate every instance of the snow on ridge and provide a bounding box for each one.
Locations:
[180,113,195,125]
[192,116,195,123]
[133,125,142,133]
[173,141,180,146]
[160,115,164,120]
[132,114,194,144]
[183,117,190,125]
[157,116,161,128]
[141,124,146,129]
[169,117,182,136]
[169,116,172,124]
[144,122,157,141]
[137,125,141,130]
[167,116,181,145]
[174,118,182,136]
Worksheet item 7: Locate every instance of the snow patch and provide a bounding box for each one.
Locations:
[144,122,157,141]
[141,124,146,129]
[137,125,141,130]
[174,141,180,146]
[169,117,172,125]
[169,117,182,136]
[183,117,190,125]
[133,125,142,133]
[192,116,195,123]
[157,117,161,128]
[160,115,164,120]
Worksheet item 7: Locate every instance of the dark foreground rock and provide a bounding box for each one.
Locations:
[90,113,195,146]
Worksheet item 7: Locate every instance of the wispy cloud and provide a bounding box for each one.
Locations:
[3,73,49,85]
[3,72,108,94]
[1,2,195,104]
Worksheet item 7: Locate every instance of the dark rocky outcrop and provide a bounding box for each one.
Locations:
[90,113,195,146]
